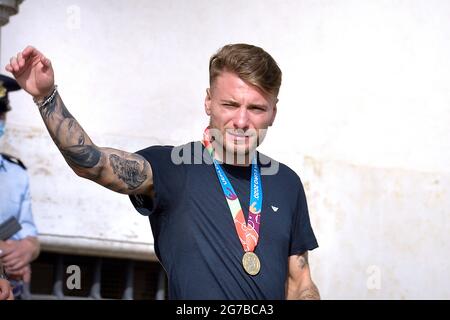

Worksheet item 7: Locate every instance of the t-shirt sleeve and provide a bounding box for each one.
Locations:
[129,145,185,216]
[289,179,319,256]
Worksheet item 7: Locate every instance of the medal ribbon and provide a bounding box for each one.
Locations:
[202,128,263,252]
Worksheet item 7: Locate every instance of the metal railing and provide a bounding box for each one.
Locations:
[23,252,166,300]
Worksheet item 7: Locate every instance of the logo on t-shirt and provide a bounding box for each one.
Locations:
[271,205,279,212]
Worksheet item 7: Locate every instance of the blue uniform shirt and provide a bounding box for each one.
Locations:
[0,154,38,240]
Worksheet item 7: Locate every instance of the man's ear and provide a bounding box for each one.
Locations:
[269,102,277,127]
[204,88,212,116]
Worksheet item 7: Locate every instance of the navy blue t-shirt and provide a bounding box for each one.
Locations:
[129,141,318,299]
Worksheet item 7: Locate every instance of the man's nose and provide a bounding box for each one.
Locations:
[233,107,249,129]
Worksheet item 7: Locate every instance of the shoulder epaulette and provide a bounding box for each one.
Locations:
[0,153,27,170]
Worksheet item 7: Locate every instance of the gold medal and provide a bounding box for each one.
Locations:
[242,252,261,276]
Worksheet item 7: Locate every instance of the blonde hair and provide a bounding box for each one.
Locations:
[209,44,282,98]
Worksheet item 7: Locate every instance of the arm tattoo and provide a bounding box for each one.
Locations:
[299,283,320,300]
[292,252,321,300]
[297,251,309,270]
[109,154,148,190]
[38,92,102,171]
[37,92,151,193]
[61,145,101,168]
[39,95,58,118]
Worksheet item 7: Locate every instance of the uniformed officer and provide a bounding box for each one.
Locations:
[0,74,40,299]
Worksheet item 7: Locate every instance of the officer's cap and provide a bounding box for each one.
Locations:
[0,74,21,113]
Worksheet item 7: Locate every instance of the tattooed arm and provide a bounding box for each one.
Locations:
[38,92,153,195]
[6,46,153,196]
[285,251,321,300]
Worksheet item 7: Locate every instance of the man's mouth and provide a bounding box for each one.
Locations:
[226,130,255,138]
[226,133,252,144]
[228,132,248,138]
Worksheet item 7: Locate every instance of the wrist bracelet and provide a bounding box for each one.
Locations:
[33,85,58,108]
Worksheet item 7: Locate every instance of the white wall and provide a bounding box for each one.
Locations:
[1,0,449,299]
